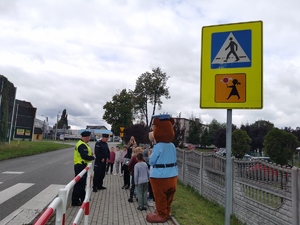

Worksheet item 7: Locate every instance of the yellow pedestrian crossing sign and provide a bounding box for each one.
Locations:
[200,21,263,109]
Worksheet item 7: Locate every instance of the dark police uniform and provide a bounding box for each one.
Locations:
[93,134,110,192]
[71,132,94,206]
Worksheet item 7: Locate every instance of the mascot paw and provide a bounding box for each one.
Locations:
[146,213,168,223]
[153,210,171,220]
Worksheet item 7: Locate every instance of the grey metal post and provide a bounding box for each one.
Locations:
[55,112,60,140]
[225,109,232,225]
[9,87,17,144]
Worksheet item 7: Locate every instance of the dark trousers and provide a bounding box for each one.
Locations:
[93,161,106,189]
[148,181,155,201]
[120,162,124,174]
[123,165,130,186]
[72,164,87,204]
[106,163,114,174]
[129,175,135,199]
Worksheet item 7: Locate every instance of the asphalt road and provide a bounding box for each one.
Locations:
[0,145,75,221]
[0,141,120,221]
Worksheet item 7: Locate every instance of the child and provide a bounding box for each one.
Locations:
[114,146,121,175]
[122,146,131,189]
[128,147,143,202]
[134,152,149,211]
[106,147,115,175]
[120,145,127,177]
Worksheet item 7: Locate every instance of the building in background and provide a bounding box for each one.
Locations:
[13,100,36,141]
[0,75,16,143]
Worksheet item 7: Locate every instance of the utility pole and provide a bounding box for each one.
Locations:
[54,111,60,140]
[41,115,48,139]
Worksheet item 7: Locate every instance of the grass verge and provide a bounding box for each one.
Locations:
[172,181,244,225]
[0,140,72,160]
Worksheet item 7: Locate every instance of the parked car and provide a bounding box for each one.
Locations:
[187,144,196,150]
[242,154,253,161]
[215,148,226,157]
[113,136,121,142]
[90,136,97,141]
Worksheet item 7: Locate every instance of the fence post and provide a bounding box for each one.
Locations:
[291,167,299,225]
[56,188,67,225]
[182,150,186,184]
[230,156,235,215]
[199,153,203,195]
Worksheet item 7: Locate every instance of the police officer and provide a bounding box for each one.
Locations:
[71,130,95,206]
[93,133,110,192]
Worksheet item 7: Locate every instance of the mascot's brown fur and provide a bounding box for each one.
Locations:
[146,115,178,223]
[153,117,175,143]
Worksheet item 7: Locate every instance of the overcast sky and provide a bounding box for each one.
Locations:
[1,0,300,130]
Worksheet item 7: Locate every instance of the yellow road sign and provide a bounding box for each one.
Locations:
[200,21,263,109]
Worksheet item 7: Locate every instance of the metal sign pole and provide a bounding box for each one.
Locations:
[225,109,232,225]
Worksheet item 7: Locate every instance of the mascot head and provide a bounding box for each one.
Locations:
[152,114,175,143]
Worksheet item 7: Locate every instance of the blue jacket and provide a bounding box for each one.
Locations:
[149,142,178,178]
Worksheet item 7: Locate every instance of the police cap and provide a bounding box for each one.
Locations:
[81,131,91,137]
[102,133,109,138]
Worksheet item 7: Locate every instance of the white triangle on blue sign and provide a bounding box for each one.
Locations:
[212,32,250,64]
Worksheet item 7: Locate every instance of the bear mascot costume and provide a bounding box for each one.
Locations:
[146,114,178,223]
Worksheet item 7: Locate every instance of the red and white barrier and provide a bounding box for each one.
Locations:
[34,163,93,225]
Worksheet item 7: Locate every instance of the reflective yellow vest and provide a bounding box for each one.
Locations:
[74,140,93,165]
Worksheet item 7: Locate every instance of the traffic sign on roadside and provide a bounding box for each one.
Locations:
[200,21,263,109]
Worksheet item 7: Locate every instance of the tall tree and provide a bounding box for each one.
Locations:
[200,129,210,146]
[263,128,299,165]
[241,120,274,152]
[133,67,170,129]
[232,129,252,159]
[173,113,186,148]
[103,89,134,135]
[207,119,226,146]
[214,125,237,148]
[123,123,149,145]
[187,117,203,144]
[214,128,226,148]
[57,109,69,129]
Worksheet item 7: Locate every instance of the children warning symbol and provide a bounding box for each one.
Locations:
[215,73,246,103]
[211,30,252,69]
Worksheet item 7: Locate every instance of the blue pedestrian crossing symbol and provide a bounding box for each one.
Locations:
[211,30,252,69]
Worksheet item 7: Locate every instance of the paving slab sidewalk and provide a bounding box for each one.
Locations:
[58,166,177,225]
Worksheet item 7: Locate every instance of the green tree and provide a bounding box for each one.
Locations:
[214,125,237,148]
[200,129,210,146]
[57,109,69,129]
[232,129,251,159]
[133,67,170,129]
[263,128,299,165]
[241,120,274,152]
[103,89,134,135]
[206,119,226,146]
[214,128,226,148]
[123,123,148,145]
[187,117,203,144]
[173,113,185,148]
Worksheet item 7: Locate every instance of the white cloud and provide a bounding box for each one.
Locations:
[1,0,300,130]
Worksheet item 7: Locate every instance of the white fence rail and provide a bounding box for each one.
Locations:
[34,163,93,225]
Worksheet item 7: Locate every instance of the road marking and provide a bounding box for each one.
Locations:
[0,184,65,225]
[2,171,24,174]
[0,183,34,205]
